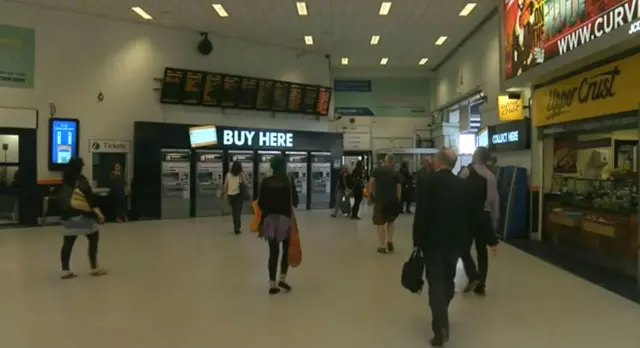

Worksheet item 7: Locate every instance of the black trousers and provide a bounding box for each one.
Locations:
[61,231,100,271]
[228,194,243,232]
[268,238,290,281]
[351,189,363,218]
[461,237,488,288]
[424,249,458,336]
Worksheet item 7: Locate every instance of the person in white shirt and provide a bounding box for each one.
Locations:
[223,161,246,234]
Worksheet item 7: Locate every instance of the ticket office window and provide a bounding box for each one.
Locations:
[92,153,127,189]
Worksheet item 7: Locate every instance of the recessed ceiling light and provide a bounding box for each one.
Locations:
[380,57,388,65]
[370,35,380,45]
[418,58,429,65]
[212,4,229,17]
[341,57,349,65]
[435,36,448,45]
[131,7,153,20]
[304,35,313,45]
[379,2,392,15]
[459,3,477,16]
[296,2,308,16]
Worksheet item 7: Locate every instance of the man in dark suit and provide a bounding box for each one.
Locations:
[412,148,470,347]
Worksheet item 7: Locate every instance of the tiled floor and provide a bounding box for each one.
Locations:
[1,211,640,348]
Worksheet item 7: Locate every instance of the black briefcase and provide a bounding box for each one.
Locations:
[401,249,425,294]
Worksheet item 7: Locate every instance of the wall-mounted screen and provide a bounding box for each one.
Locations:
[487,119,531,153]
[189,125,218,148]
[49,118,80,171]
[477,127,489,148]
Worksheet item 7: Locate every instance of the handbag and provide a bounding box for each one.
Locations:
[249,200,261,233]
[340,196,351,215]
[288,178,302,267]
[401,249,425,294]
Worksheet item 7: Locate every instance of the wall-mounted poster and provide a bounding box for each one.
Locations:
[0,25,35,88]
[503,0,640,80]
[553,137,578,173]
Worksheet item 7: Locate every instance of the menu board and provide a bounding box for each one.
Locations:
[316,87,332,116]
[182,70,205,105]
[287,84,303,112]
[202,72,224,107]
[256,79,274,110]
[221,75,241,107]
[160,68,185,104]
[237,77,258,109]
[300,85,319,114]
[272,81,290,111]
[159,67,333,115]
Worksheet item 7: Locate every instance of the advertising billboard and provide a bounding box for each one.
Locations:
[504,0,640,80]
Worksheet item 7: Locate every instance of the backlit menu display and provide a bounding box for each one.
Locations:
[238,77,258,109]
[300,85,319,114]
[316,87,332,116]
[182,70,204,105]
[221,75,241,107]
[160,68,185,104]
[287,84,303,112]
[49,118,80,170]
[256,80,274,110]
[202,72,224,107]
[272,81,290,111]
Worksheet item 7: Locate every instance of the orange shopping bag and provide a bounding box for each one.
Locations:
[288,214,302,267]
[249,200,261,233]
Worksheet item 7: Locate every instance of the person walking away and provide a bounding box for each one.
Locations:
[59,158,107,279]
[368,155,401,254]
[224,161,246,234]
[399,161,414,214]
[110,163,127,222]
[412,148,471,346]
[457,147,500,295]
[258,155,299,294]
[350,161,365,220]
[331,165,350,218]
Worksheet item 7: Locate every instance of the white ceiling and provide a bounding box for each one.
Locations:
[7,0,496,70]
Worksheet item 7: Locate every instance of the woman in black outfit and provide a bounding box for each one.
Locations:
[258,156,299,294]
[110,162,127,222]
[59,158,107,279]
[399,161,413,214]
[331,166,350,218]
[350,160,365,220]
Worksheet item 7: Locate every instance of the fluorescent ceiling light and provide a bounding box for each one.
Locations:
[380,57,388,65]
[379,2,392,15]
[459,3,477,16]
[304,35,313,45]
[212,4,229,17]
[131,7,153,20]
[370,35,380,45]
[296,2,308,16]
[341,57,349,65]
[435,36,448,45]
[418,58,429,65]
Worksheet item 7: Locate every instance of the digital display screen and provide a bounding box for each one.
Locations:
[221,75,241,108]
[316,87,332,115]
[202,72,224,107]
[477,128,489,148]
[160,68,185,104]
[287,84,303,112]
[255,79,274,110]
[237,77,258,109]
[49,118,79,169]
[189,125,219,148]
[300,85,319,114]
[182,70,204,105]
[272,81,290,111]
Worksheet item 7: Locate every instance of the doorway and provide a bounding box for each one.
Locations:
[0,128,37,226]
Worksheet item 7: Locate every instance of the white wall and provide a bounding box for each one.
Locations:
[0,2,331,180]
[328,116,432,150]
[431,13,501,128]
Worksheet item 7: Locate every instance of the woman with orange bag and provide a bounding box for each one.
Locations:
[257,156,299,295]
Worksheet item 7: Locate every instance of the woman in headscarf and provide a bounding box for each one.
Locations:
[257,155,299,294]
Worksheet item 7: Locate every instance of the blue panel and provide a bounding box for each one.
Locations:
[50,119,78,164]
[334,80,372,92]
[334,107,375,116]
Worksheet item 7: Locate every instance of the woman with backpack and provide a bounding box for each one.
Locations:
[59,158,108,279]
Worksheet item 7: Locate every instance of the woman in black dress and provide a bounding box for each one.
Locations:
[350,161,365,220]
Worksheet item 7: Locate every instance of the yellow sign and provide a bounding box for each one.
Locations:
[497,95,524,121]
[532,53,640,127]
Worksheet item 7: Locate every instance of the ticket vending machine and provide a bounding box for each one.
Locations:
[195,150,224,217]
[310,152,332,209]
[286,152,308,210]
[160,149,191,219]
[228,151,255,214]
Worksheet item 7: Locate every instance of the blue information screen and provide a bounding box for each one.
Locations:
[50,119,78,164]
